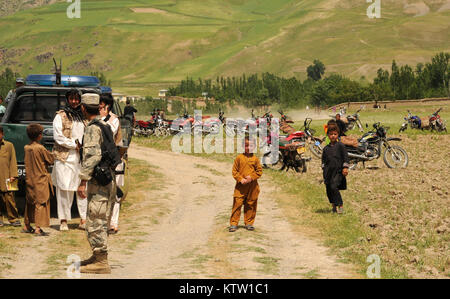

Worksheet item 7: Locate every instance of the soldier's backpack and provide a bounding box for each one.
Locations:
[89,119,122,186]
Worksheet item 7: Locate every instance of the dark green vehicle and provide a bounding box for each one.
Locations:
[0,74,132,212]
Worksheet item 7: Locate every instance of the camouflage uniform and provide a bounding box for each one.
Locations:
[79,116,116,254]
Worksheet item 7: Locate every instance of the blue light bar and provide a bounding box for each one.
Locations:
[26,74,100,87]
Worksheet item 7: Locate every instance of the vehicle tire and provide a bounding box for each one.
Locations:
[301,159,307,173]
[262,151,283,170]
[347,122,355,131]
[155,128,163,137]
[383,145,408,168]
[347,159,358,170]
[163,128,171,137]
[309,143,322,159]
[210,123,220,135]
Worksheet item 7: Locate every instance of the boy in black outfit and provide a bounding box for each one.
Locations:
[321,123,349,214]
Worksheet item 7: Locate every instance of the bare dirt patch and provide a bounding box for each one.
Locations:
[130,8,168,15]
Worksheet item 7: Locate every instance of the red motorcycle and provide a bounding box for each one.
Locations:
[261,128,309,173]
[134,119,155,137]
[429,108,447,133]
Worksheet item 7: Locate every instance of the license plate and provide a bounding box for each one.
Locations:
[297,147,306,154]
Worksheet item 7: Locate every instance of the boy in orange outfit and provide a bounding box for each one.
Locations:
[229,137,263,232]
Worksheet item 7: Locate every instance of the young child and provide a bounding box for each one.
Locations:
[23,124,55,236]
[229,137,263,232]
[321,124,349,214]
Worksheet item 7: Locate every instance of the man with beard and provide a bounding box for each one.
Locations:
[51,89,87,231]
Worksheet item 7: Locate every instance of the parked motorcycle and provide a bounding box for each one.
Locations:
[303,118,326,159]
[344,109,364,132]
[399,110,422,132]
[261,129,309,173]
[346,122,408,169]
[429,108,447,133]
[154,115,171,137]
[134,119,155,137]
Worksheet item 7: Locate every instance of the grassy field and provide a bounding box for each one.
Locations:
[0,0,449,95]
[132,102,449,278]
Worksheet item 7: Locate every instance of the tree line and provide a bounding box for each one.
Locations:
[167,52,449,108]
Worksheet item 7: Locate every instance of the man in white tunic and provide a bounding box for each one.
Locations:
[52,89,88,231]
[99,95,124,234]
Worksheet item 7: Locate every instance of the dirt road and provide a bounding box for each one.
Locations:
[5,144,358,278]
[94,145,356,278]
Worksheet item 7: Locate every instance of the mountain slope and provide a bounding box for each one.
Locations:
[0,0,449,95]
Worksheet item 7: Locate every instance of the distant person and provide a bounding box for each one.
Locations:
[52,89,87,231]
[0,96,6,117]
[321,123,349,214]
[23,124,54,236]
[335,114,347,136]
[0,125,20,227]
[229,137,263,232]
[5,78,24,106]
[124,99,137,126]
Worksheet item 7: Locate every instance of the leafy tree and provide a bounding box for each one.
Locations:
[307,60,326,81]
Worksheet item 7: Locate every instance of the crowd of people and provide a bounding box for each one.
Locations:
[0,90,126,274]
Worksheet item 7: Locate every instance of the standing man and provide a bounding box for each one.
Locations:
[123,99,137,126]
[335,114,347,137]
[52,89,87,231]
[5,78,24,106]
[77,93,117,274]
[0,125,21,227]
[99,95,124,234]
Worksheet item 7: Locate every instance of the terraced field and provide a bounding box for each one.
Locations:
[0,0,449,95]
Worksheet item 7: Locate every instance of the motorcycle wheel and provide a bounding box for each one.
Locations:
[262,151,283,170]
[154,127,163,137]
[309,143,322,159]
[348,160,358,170]
[210,123,220,135]
[301,159,307,173]
[383,145,409,168]
[163,128,171,137]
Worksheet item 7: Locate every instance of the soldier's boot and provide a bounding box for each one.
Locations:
[80,252,111,274]
[80,254,96,266]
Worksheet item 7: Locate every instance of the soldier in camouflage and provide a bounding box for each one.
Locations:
[77,93,115,274]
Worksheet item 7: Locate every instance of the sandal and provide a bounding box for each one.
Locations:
[228,225,238,232]
[21,227,36,234]
[34,230,49,237]
[245,225,255,231]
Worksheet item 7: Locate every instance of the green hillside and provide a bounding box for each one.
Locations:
[0,0,449,96]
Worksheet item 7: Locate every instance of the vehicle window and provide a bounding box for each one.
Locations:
[11,95,67,123]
